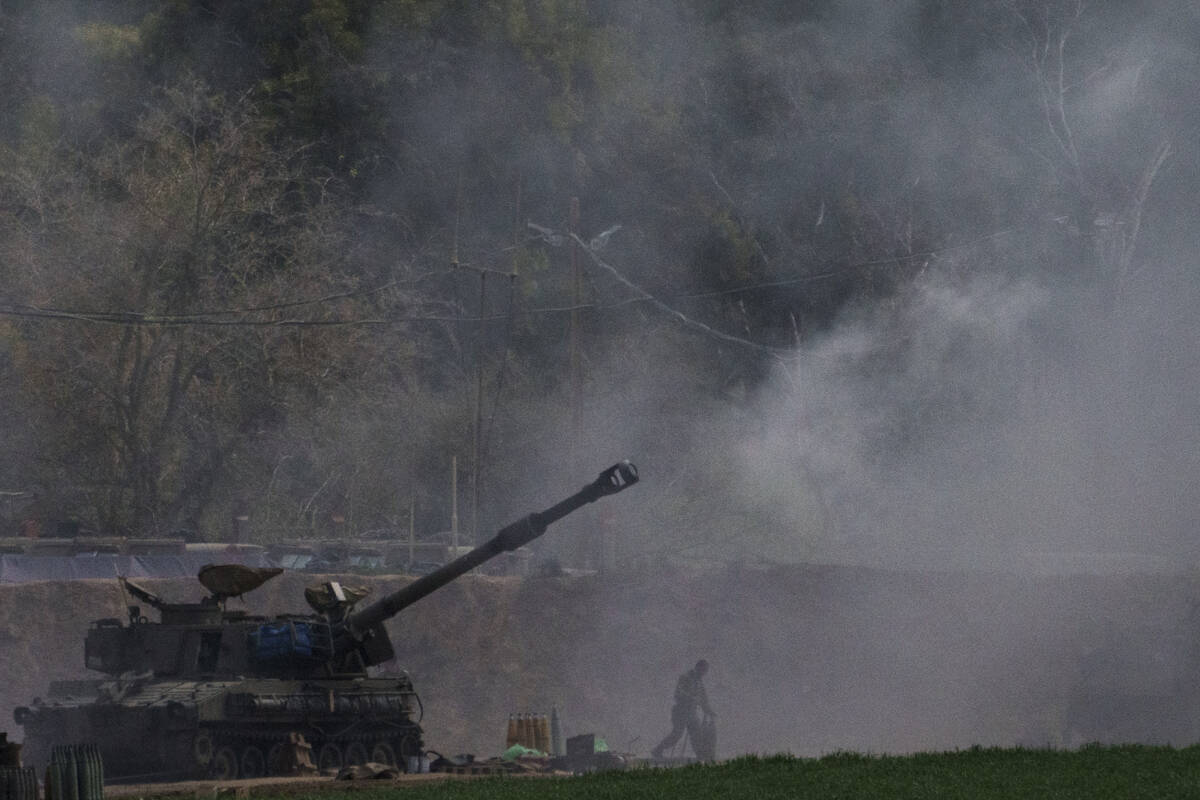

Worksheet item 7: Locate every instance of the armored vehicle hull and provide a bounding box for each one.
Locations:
[19,675,421,781]
[15,462,639,783]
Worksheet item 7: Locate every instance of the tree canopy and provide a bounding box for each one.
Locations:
[0,0,1196,566]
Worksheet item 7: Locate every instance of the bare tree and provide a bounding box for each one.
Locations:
[1002,0,1172,309]
[0,79,393,535]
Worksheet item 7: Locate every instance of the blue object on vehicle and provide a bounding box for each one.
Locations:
[252,621,315,660]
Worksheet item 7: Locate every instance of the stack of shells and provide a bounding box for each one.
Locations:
[505,712,553,754]
[0,766,38,800]
[44,745,104,800]
[0,732,37,800]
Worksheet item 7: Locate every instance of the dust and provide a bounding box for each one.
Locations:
[2,565,1197,760]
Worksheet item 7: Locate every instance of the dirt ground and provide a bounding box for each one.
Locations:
[104,771,558,799]
[2,562,1198,767]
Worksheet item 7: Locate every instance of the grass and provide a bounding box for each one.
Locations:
[230,746,1200,800]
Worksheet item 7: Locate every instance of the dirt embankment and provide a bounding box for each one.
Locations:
[2,564,1197,759]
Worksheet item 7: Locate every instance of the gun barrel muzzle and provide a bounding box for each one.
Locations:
[595,461,638,495]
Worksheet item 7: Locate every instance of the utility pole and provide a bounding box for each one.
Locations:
[450,169,466,554]
[567,197,595,570]
[450,455,458,553]
[472,270,485,546]
[569,197,582,478]
[408,498,415,568]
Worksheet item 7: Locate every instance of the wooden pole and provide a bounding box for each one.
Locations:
[472,272,486,546]
[568,197,587,568]
[408,498,415,567]
[451,455,459,552]
[569,197,582,477]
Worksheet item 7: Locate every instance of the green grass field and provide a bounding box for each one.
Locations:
[256,747,1200,800]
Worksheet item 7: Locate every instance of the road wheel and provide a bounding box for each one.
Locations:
[344,741,369,767]
[370,742,396,768]
[316,742,343,773]
[211,746,238,780]
[193,732,214,768]
[240,745,266,779]
[397,734,420,771]
[266,742,287,776]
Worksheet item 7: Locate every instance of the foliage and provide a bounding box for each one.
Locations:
[175,748,1200,800]
[0,0,1195,550]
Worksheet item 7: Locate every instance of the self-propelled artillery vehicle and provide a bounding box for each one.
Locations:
[14,461,638,782]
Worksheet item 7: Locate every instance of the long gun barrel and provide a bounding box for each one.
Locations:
[347,460,638,633]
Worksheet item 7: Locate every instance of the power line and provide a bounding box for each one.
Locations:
[0,223,1024,330]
